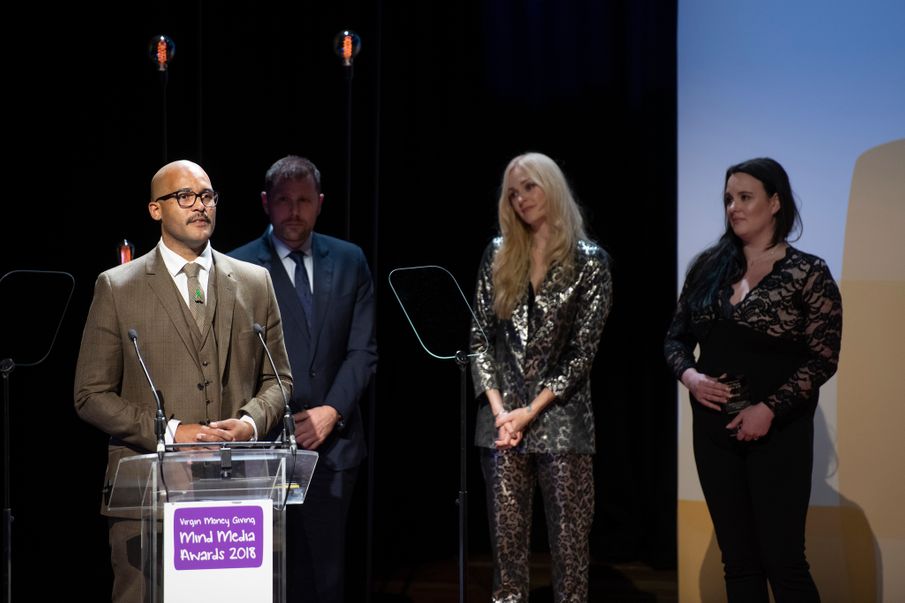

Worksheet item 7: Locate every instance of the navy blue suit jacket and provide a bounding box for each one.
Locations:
[229,231,377,471]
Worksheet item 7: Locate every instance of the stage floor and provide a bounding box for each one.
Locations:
[372,554,677,602]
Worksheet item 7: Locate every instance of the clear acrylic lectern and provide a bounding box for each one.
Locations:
[108,447,318,603]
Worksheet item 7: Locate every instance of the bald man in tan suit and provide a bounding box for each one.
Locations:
[74,160,292,603]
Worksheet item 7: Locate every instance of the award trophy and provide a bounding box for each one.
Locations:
[722,374,751,416]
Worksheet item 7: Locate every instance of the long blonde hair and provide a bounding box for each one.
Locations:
[492,152,587,319]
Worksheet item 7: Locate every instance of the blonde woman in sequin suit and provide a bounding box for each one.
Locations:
[470,152,612,602]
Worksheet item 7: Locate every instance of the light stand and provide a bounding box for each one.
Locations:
[333,29,361,240]
[148,35,176,164]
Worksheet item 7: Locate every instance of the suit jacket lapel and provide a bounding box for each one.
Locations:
[255,235,308,344]
[145,249,202,368]
[254,232,275,268]
[212,251,237,383]
[310,233,333,356]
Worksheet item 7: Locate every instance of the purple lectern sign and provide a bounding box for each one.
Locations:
[173,505,264,570]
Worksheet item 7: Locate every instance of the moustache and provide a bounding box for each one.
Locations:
[187,215,211,225]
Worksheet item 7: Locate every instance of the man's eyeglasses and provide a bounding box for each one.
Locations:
[155,188,219,208]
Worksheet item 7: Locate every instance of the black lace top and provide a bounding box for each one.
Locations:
[664,246,843,418]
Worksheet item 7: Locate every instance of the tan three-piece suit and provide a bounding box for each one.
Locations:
[75,244,292,495]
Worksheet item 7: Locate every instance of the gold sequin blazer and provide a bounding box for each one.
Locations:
[470,237,612,453]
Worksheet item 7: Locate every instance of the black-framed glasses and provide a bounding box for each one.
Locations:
[155,188,219,208]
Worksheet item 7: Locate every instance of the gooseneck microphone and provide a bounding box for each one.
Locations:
[128,328,167,457]
[253,323,296,451]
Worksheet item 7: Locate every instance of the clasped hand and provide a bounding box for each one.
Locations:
[293,406,339,450]
[494,407,534,449]
[681,368,774,441]
[175,418,254,444]
[726,403,774,442]
[681,368,731,411]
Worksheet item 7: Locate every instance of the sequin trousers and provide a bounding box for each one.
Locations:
[481,449,595,603]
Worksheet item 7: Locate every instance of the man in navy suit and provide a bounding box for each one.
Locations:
[229,156,377,603]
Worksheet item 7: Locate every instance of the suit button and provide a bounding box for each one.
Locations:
[202,360,209,367]
[309,370,316,378]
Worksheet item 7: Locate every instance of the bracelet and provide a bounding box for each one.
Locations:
[525,402,533,414]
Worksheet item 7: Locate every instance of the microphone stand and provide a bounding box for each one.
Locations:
[2,358,14,603]
[454,350,469,603]
[253,323,295,452]
[387,265,485,603]
[253,323,297,511]
[0,269,74,603]
[128,330,166,462]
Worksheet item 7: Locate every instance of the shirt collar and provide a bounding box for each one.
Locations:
[269,228,313,260]
[158,239,214,276]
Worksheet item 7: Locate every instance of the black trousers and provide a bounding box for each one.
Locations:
[286,464,359,603]
[692,404,820,603]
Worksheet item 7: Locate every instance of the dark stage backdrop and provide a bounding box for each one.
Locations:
[2,1,676,600]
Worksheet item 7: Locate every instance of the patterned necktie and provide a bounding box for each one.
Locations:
[183,262,206,332]
[288,250,313,333]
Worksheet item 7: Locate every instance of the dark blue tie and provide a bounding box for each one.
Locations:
[289,250,313,333]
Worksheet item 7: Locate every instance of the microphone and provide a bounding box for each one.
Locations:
[128,329,166,457]
[253,323,296,451]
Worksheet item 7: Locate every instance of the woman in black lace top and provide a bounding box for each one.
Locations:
[665,157,842,602]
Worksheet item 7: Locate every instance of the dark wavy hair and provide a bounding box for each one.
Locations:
[684,157,802,312]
